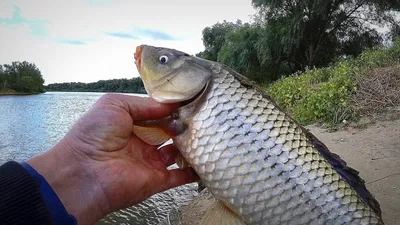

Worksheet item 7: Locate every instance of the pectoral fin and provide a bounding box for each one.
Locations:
[133,125,171,145]
[175,154,190,169]
[132,114,187,146]
[200,201,246,225]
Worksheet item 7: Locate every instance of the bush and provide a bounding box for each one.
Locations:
[352,65,400,116]
[266,39,400,126]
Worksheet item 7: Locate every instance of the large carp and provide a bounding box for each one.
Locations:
[132,45,384,225]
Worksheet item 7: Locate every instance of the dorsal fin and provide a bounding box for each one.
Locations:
[218,63,383,219]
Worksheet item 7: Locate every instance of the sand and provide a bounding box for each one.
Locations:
[179,119,400,225]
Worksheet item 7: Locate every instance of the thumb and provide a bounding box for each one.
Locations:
[97,94,178,121]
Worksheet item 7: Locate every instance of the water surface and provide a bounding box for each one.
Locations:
[0,92,197,225]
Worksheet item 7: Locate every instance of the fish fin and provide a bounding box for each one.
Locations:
[132,125,171,145]
[200,201,246,225]
[175,154,190,169]
[305,130,383,218]
[133,113,187,145]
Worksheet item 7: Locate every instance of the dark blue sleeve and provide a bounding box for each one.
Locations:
[21,162,77,225]
[0,161,52,224]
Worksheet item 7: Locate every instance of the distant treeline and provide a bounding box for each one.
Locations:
[45,77,146,94]
[0,61,45,94]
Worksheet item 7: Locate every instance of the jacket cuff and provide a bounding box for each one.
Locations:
[21,162,77,225]
[0,161,53,225]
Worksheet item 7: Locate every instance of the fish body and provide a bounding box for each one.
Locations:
[133,45,384,225]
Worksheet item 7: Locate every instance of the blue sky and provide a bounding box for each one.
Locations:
[0,0,255,84]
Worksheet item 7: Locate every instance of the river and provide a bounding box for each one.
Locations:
[0,92,198,225]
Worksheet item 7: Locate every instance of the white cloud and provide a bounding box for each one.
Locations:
[0,2,14,18]
[0,0,256,84]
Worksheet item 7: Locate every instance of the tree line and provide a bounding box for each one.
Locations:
[196,0,400,83]
[0,62,146,95]
[45,77,146,94]
[0,61,45,94]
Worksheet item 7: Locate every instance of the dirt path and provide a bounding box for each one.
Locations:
[180,119,400,225]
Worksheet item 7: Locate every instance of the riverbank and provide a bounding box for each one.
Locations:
[163,118,400,225]
[0,89,42,96]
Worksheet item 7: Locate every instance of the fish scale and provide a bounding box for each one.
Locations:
[173,64,382,225]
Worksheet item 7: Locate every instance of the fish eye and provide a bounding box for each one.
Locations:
[159,55,169,64]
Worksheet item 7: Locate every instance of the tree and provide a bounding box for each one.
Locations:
[251,0,400,72]
[217,24,268,82]
[1,61,45,93]
[340,30,382,57]
[0,65,6,90]
[4,62,20,90]
[196,20,244,61]
[389,23,400,41]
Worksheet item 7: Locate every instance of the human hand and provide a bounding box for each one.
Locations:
[27,94,199,225]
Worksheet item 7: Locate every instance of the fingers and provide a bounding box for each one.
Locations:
[157,168,200,193]
[156,144,200,192]
[158,144,181,167]
[99,94,178,121]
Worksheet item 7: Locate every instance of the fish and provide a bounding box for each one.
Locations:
[132,45,384,225]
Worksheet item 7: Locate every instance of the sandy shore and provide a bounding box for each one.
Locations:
[178,119,400,225]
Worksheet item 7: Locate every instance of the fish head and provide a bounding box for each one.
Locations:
[134,45,212,103]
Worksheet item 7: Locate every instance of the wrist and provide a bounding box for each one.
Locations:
[27,139,109,225]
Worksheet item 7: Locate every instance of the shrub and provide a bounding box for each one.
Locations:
[266,39,400,126]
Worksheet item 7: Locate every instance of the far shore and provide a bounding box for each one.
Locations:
[0,89,42,96]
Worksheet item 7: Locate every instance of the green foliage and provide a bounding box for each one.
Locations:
[217,24,268,82]
[252,0,397,71]
[354,39,400,70]
[196,20,244,61]
[267,40,400,125]
[197,0,399,83]
[340,30,382,58]
[0,61,45,94]
[389,24,400,41]
[45,77,146,94]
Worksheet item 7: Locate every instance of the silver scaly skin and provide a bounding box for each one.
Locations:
[173,64,383,225]
[133,45,384,225]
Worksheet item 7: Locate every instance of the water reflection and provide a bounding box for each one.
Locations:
[0,92,197,224]
[0,92,101,162]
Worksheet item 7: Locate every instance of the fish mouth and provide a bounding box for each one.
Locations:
[178,81,209,108]
[134,46,142,73]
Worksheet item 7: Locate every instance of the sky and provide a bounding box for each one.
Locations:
[0,0,256,84]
